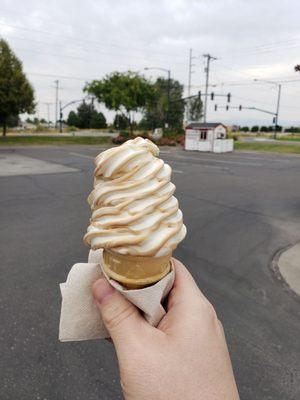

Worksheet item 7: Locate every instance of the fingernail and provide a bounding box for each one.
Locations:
[93,279,115,304]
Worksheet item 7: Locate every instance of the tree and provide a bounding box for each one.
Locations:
[251,125,259,132]
[189,96,203,121]
[76,101,95,129]
[240,126,249,132]
[90,111,107,129]
[113,114,130,129]
[142,77,184,131]
[295,65,300,72]
[0,39,35,136]
[260,126,268,132]
[85,71,152,133]
[7,114,20,127]
[67,110,80,127]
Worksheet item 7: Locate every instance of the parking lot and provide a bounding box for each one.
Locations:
[1,145,300,400]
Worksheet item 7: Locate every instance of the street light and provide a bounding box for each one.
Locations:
[144,67,171,128]
[59,96,92,133]
[254,79,282,139]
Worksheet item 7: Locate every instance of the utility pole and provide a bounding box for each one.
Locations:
[59,101,63,133]
[44,102,52,124]
[187,48,194,98]
[203,54,217,123]
[186,48,195,122]
[166,69,171,129]
[274,84,282,139]
[54,80,59,130]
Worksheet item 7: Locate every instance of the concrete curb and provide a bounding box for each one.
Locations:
[278,243,300,296]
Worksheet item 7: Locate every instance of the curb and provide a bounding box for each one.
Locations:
[276,243,300,296]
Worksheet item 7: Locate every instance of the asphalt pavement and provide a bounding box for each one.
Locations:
[1,145,300,400]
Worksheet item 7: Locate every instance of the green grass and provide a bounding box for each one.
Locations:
[0,136,112,146]
[235,142,300,154]
[278,136,300,142]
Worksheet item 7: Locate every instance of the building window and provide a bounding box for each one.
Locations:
[200,131,207,140]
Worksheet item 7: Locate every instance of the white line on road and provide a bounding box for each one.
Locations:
[224,154,291,163]
[190,163,229,170]
[171,154,263,167]
[173,169,183,174]
[170,161,229,170]
[69,152,94,159]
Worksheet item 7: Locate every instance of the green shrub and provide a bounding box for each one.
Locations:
[65,125,78,132]
[120,130,130,138]
[35,124,51,132]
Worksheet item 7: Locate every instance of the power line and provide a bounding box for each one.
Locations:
[2,12,300,60]
[26,72,91,81]
[210,37,300,59]
[186,48,196,121]
[54,80,59,129]
[2,33,188,66]
[0,22,185,60]
[9,45,187,73]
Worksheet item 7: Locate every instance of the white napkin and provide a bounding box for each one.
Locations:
[59,249,175,342]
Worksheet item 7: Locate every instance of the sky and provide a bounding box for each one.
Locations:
[1,0,300,127]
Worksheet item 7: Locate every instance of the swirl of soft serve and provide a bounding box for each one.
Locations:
[84,137,186,257]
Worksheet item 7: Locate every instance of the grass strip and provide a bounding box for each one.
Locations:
[235,142,300,154]
[0,136,112,145]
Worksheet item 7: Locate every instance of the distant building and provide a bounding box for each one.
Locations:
[185,122,233,153]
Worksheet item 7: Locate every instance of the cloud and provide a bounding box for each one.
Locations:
[1,0,300,125]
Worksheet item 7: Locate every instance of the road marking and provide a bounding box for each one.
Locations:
[190,163,229,170]
[69,152,94,159]
[170,161,229,170]
[225,154,291,163]
[70,152,184,173]
[170,154,263,167]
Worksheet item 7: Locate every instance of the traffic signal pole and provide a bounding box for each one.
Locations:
[274,84,282,139]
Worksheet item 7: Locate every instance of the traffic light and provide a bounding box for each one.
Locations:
[214,104,217,111]
[227,93,231,103]
[198,91,201,100]
[226,105,229,111]
[211,92,214,100]
[273,117,276,123]
[239,105,242,111]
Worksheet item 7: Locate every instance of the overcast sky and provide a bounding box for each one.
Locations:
[1,0,300,126]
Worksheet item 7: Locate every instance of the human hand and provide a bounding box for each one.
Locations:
[92,259,240,400]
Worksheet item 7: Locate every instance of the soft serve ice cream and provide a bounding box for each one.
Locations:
[84,137,186,258]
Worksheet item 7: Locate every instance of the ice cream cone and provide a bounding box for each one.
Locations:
[84,138,186,289]
[102,249,171,289]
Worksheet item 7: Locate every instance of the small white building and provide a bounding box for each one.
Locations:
[185,122,234,153]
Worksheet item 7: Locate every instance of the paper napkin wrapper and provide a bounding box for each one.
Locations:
[59,249,175,342]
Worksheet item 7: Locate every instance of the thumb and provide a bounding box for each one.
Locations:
[92,278,145,348]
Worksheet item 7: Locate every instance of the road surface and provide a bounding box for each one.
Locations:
[1,146,300,400]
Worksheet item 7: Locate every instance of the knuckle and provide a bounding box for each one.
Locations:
[199,299,218,322]
[103,302,137,331]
